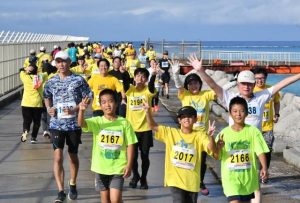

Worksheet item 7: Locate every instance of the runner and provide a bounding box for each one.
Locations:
[214,96,269,203]
[148,59,162,112]
[171,59,216,196]
[78,89,137,203]
[253,68,280,176]
[37,46,52,73]
[145,105,217,203]
[88,58,126,117]
[126,68,156,190]
[159,50,171,99]
[20,64,47,143]
[188,53,300,203]
[23,49,37,68]
[43,51,92,203]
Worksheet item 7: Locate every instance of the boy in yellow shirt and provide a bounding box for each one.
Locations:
[126,68,156,189]
[145,105,217,203]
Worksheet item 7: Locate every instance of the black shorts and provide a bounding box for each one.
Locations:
[161,72,170,84]
[227,193,255,201]
[135,130,153,151]
[95,173,124,191]
[170,187,198,203]
[50,129,82,153]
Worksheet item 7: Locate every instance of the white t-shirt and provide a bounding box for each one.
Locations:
[222,87,273,131]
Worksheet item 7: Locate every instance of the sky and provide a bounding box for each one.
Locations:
[1,0,300,41]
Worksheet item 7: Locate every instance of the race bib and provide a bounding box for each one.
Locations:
[161,61,169,68]
[171,145,196,170]
[262,109,270,122]
[98,129,124,150]
[56,102,76,119]
[129,96,144,110]
[227,149,251,170]
[248,102,260,116]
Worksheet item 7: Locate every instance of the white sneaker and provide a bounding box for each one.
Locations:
[21,131,28,142]
[43,131,51,139]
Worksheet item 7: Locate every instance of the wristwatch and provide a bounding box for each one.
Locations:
[275,113,280,117]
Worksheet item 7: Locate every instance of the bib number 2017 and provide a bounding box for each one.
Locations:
[174,151,194,162]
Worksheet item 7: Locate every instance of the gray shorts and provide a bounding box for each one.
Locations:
[95,173,124,191]
[262,130,274,150]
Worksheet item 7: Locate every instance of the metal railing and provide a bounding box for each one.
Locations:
[0,31,89,96]
[147,40,300,66]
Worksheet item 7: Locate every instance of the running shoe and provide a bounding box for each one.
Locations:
[54,191,66,203]
[166,94,169,99]
[21,131,28,142]
[200,185,209,196]
[68,181,78,200]
[140,178,148,190]
[43,131,51,139]
[30,138,37,144]
[129,176,140,188]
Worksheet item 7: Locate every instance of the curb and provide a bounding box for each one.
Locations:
[0,87,23,108]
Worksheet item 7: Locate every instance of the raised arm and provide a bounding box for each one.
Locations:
[272,73,300,95]
[187,54,224,100]
[77,97,90,128]
[206,120,218,158]
[144,101,158,132]
[169,59,185,95]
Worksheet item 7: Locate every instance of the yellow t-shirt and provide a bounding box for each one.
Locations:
[178,89,216,130]
[90,64,100,76]
[36,53,52,72]
[124,48,136,59]
[254,84,280,131]
[70,65,91,80]
[23,58,30,68]
[126,85,155,132]
[77,48,85,57]
[125,59,141,78]
[88,75,124,111]
[146,50,156,60]
[85,58,95,66]
[20,71,47,107]
[156,125,211,192]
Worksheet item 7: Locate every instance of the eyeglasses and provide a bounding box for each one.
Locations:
[255,77,265,81]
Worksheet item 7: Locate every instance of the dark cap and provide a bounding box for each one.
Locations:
[183,73,202,89]
[163,50,168,55]
[177,106,197,118]
[78,55,85,60]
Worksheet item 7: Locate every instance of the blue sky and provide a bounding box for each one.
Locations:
[1,0,300,41]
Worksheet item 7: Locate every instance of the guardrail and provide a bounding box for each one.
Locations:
[0,31,89,96]
[147,40,300,66]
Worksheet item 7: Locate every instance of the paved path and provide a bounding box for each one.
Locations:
[1,89,300,202]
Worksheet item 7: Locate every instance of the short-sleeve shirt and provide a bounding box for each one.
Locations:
[222,87,273,131]
[126,85,155,132]
[253,85,280,131]
[43,73,92,131]
[82,116,137,175]
[88,75,124,111]
[156,125,211,192]
[217,125,269,197]
[179,89,216,130]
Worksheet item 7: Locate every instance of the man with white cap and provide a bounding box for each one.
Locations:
[23,49,37,68]
[44,51,92,202]
[187,54,300,203]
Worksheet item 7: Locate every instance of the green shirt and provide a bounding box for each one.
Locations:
[83,116,137,175]
[217,124,269,196]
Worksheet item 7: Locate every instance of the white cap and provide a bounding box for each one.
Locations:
[29,49,36,54]
[40,46,46,52]
[94,53,102,59]
[54,51,70,60]
[51,60,56,67]
[53,45,58,49]
[237,70,255,83]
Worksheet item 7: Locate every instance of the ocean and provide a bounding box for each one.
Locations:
[102,41,300,96]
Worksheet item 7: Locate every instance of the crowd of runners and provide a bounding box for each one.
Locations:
[19,41,300,203]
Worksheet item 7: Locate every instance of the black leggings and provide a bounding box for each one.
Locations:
[21,106,43,139]
[132,144,150,180]
[200,152,207,188]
